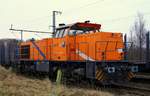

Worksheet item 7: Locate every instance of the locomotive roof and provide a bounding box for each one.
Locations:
[56,22,101,30]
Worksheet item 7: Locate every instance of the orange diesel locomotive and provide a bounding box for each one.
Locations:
[17,22,134,83]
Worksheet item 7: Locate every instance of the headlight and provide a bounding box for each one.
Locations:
[117,48,123,53]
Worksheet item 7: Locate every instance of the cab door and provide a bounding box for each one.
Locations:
[51,28,67,61]
[63,29,78,61]
[68,34,76,61]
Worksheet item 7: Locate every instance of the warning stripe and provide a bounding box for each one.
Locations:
[96,69,105,81]
[127,72,131,80]
[127,71,134,80]
[97,71,102,79]
[130,72,134,77]
[96,70,99,75]
[98,72,104,81]
[96,70,102,77]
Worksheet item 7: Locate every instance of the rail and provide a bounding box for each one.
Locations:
[112,82,150,92]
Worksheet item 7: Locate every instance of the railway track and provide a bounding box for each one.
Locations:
[131,73,150,84]
[14,68,150,94]
[112,82,150,92]
[22,71,150,92]
[60,74,150,92]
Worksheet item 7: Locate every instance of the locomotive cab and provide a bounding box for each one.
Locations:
[54,22,101,38]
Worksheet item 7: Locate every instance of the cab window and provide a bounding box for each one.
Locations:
[69,26,97,36]
[54,27,69,38]
[69,30,84,36]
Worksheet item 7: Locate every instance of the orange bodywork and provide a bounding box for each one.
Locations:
[67,32,124,61]
[19,32,124,61]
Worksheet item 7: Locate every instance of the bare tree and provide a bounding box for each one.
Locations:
[129,13,147,60]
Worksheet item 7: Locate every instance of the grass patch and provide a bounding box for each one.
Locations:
[0,65,113,96]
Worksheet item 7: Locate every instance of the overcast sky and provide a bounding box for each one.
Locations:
[0,0,150,40]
